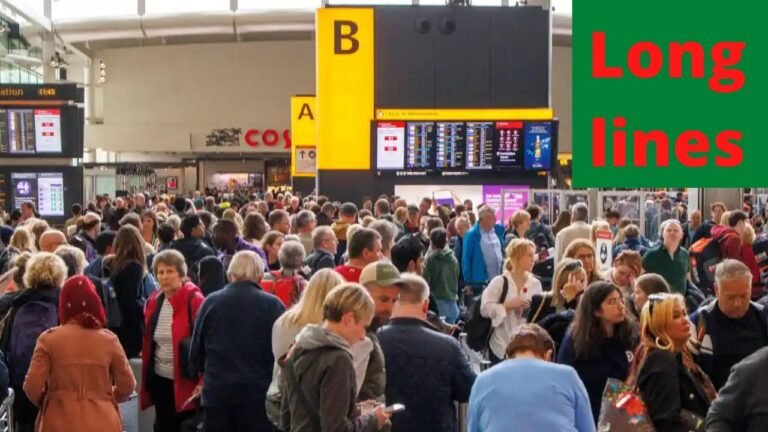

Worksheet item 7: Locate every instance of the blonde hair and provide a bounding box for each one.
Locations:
[742,223,756,245]
[284,269,345,328]
[552,258,587,308]
[23,252,67,290]
[509,210,531,230]
[640,293,688,352]
[361,216,377,228]
[394,207,407,225]
[222,208,244,235]
[10,227,35,252]
[719,211,732,227]
[345,224,363,257]
[323,282,375,323]
[26,218,50,251]
[503,238,535,272]
[591,220,611,245]
[565,239,603,283]
[11,251,33,290]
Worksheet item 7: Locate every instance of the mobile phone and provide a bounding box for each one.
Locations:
[385,403,406,414]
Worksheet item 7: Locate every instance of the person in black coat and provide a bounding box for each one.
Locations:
[377,274,475,432]
[197,256,227,297]
[557,282,638,424]
[104,226,148,359]
[168,214,216,282]
[189,250,285,431]
[636,293,717,431]
[706,346,768,431]
[303,226,337,278]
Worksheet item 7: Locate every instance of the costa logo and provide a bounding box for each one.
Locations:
[244,129,292,149]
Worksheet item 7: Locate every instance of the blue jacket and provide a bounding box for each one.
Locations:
[612,237,649,259]
[461,222,505,286]
[377,317,476,432]
[189,280,285,407]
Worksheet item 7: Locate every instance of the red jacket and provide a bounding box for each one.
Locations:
[741,244,764,300]
[140,281,204,412]
[711,225,742,260]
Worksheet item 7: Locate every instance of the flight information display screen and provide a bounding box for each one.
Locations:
[465,122,494,170]
[0,108,62,154]
[11,172,65,216]
[494,121,524,169]
[435,122,466,170]
[405,122,435,170]
[376,121,406,170]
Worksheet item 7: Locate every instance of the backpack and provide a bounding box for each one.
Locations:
[100,261,123,330]
[7,301,58,387]
[464,277,509,352]
[261,271,303,308]
[689,233,737,294]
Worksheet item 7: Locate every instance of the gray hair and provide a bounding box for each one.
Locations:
[313,226,336,249]
[456,216,471,229]
[166,214,182,233]
[370,220,398,252]
[572,203,589,222]
[228,250,265,282]
[715,259,752,286]
[278,240,306,270]
[152,249,188,278]
[54,245,87,276]
[478,206,496,220]
[399,273,430,304]
[296,210,316,230]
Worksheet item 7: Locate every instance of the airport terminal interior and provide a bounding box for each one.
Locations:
[0,1,764,432]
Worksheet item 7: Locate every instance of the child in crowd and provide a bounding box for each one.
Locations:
[423,228,460,323]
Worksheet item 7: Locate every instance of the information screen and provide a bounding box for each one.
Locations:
[376,121,406,170]
[0,108,62,154]
[435,122,466,170]
[494,121,524,169]
[465,122,494,170]
[524,121,553,170]
[11,172,65,216]
[405,122,435,170]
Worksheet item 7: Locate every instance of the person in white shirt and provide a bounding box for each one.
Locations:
[554,203,592,265]
[481,238,543,365]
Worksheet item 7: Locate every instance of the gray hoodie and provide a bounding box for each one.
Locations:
[280,325,379,432]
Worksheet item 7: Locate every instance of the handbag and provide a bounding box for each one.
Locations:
[178,297,196,380]
[180,409,204,432]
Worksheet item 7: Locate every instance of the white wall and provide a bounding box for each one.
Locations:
[87,40,315,153]
[86,40,572,154]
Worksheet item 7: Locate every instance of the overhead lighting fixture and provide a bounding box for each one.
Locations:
[98,60,106,84]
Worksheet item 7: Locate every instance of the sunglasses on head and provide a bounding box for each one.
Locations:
[647,293,673,316]
[563,260,583,272]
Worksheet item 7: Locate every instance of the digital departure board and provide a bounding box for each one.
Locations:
[436,122,466,170]
[405,122,435,170]
[0,108,62,154]
[465,122,494,170]
[494,121,524,169]
[376,121,406,170]
[11,172,65,216]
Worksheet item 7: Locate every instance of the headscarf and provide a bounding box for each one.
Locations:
[59,275,106,329]
[198,256,227,297]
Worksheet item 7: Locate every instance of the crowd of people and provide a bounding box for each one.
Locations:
[0,189,765,432]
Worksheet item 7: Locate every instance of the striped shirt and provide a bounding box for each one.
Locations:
[153,299,175,379]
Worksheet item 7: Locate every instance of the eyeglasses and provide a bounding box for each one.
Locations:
[575,253,595,260]
[647,293,672,316]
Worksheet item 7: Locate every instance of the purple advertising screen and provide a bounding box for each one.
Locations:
[482,185,530,222]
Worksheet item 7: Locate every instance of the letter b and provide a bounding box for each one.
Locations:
[334,20,359,54]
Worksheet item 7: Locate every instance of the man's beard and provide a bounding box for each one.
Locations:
[368,314,390,332]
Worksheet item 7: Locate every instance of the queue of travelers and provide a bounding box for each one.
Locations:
[0,189,767,432]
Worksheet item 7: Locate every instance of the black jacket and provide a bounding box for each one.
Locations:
[304,249,335,279]
[189,280,285,407]
[168,237,217,280]
[706,346,768,431]
[316,213,334,227]
[637,350,712,432]
[106,261,145,358]
[377,318,475,432]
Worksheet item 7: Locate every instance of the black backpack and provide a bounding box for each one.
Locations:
[465,277,509,352]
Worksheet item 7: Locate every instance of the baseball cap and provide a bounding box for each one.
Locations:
[359,261,406,288]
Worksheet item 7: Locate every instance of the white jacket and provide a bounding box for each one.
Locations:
[554,221,592,265]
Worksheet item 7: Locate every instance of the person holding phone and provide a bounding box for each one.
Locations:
[280,283,390,431]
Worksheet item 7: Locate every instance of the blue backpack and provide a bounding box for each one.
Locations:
[8,301,58,387]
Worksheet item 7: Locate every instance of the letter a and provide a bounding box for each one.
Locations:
[334,20,359,54]
[298,103,314,120]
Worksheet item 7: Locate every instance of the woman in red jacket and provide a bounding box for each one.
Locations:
[140,249,204,432]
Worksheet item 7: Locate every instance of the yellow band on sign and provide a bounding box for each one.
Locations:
[316,8,375,171]
[374,108,554,121]
[290,96,316,148]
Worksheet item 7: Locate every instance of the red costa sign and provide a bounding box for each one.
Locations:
[244,129,292,149]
